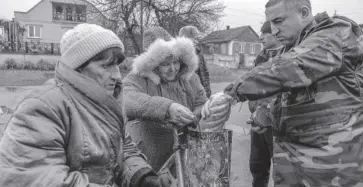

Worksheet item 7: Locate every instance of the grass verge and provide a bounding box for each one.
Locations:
[0,63,248,86]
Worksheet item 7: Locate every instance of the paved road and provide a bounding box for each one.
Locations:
[211,83,274,187]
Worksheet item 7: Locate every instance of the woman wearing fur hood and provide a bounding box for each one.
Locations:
[122,37,208,172]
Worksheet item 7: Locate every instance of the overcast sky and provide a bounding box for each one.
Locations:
[1,0,363,33]
[222,0,363,32]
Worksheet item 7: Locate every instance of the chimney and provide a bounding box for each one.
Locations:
[226,25,230,30]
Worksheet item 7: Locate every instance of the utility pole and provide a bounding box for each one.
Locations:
[140,0,144,52]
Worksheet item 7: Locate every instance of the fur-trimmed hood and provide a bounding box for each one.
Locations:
[131,37,198,85]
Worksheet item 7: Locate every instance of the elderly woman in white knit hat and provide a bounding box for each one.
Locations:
[0,23,162,187]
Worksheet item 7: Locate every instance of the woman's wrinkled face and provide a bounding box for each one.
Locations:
[156,55,181,82]
[78,47,125,98]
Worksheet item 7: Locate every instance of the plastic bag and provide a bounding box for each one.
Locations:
[186,129,233,187]
[200,92,235,131]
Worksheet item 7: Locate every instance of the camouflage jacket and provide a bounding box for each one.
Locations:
[230,12,363,186]
[196,49,211,98]
[248,46,284,128]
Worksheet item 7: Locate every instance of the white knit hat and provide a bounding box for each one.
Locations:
[60,23,124,69]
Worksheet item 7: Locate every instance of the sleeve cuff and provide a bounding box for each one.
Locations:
[130,167,156,187]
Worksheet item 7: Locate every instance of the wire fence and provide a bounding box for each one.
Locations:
[0,41,60,55]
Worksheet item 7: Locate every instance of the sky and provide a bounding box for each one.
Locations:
[1,0,363,33]
[221,0,363,32]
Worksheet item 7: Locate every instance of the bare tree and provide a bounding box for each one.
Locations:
[87,0,143,54]
[147,0,225,36]
[0,19,26,51]
[87,0,225,54]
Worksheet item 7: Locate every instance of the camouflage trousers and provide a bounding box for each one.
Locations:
[272,113,363,187]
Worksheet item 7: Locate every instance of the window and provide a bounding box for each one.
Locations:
[0,26,4,37]
[52,3,86,22]
[250,45,255,54]
[240,43,245,53]
[53,5,64,20]
[66,5,74,21]
[75,5,87,22]
[220,43,228,55]
[28,25,42,38]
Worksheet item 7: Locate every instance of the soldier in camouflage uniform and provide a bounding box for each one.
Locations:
[179,26,212,97]
[248,21,283,187]
[217,0,363,186]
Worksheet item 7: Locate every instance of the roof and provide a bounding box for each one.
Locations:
[200,25,258,44]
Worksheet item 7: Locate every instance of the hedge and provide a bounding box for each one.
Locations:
[1,58,55,71]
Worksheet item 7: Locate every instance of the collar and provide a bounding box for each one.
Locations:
[295,12,330,46]
[55,62,125,130]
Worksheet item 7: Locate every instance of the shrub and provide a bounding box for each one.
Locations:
[4,58,19,70]
[22,61,36,70]
[37,59,55,71]
[0,63,6,70]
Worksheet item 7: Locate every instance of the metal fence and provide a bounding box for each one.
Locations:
[0,41,60,55]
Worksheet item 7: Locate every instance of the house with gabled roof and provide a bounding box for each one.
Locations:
[201,25,262,56]
[201,25,263,68]
[14,0,114,44]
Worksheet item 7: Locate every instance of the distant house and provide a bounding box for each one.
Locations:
[14,0,114,44]
[201,26,263,68]
[201,26,262,56]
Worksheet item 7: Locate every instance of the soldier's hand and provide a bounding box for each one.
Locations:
[247,118,268,134]
[223,83,236,99]
[251,126,268,134]
[224,82,246,102]
[168,103,195,127]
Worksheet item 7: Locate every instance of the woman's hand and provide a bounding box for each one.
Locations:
[168,103,195,127]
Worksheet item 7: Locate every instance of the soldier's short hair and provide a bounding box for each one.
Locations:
[265,0,311,11]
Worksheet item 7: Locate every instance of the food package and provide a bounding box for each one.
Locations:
[199,92,235,132]
[186,129,233,187]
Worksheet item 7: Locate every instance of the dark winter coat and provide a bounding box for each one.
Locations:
[123,37,208,171]
[0,62,153,187]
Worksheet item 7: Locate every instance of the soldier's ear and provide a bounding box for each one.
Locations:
[301,6,311,19]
